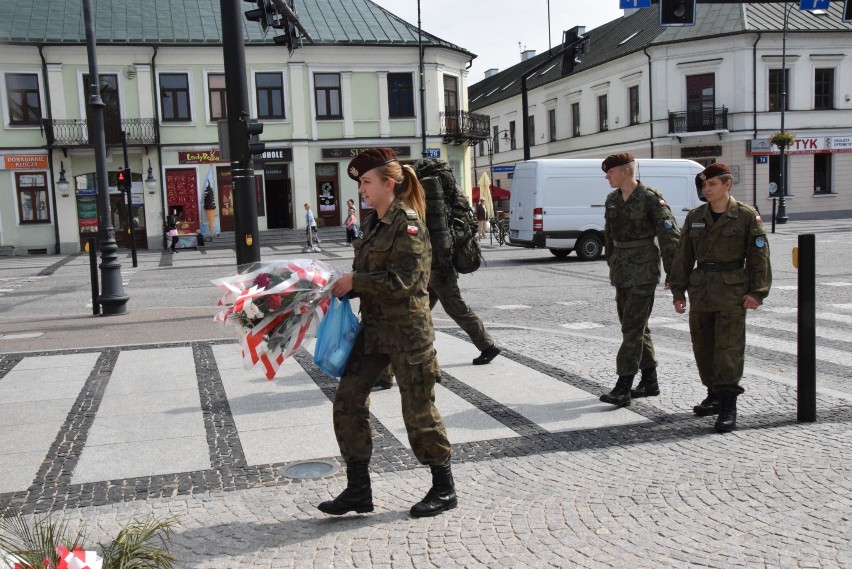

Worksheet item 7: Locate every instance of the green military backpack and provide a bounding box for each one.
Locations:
[413,159,482,274]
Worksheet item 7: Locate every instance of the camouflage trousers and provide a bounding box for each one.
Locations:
[333,335,452,466]
[614,284,658,376]
[688,309,747,395]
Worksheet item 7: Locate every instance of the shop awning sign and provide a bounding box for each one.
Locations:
[1,155,49,169]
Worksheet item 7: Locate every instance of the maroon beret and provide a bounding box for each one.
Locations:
[347,148,397,180]
[601,152,635,172]
[695,162,732,189]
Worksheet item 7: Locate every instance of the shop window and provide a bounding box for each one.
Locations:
[160,73,191,122]
[208,73,227,120]
[814,154,832,194]
[814,68,834,110]
[6,73,42,125]
[571,102,580,137]
[16,172,50,223]
[388,73,414,118]
[256,72,285,119]
[598,95,608,132]
[768,69,789,112]
[315,73,341,119]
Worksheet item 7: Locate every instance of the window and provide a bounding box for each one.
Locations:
[768,69,789,112]
[528,116,535,147]
[548,108,556,142]
[598,95,608,132]
[208,73,227,120]
[16,172,49,223]
[479,140,484,156]
[315,73,341,119]
[814,154,832,194]
[509,121,516,150]
[443,75,458,113]
[571,102,580,137]
[629,85,640,125]
[388,73,414,118]
[493,126,500,154]
[6,73,41,125]
[814,68,834,110]
[256,72,285,119]
[160,73,191,122]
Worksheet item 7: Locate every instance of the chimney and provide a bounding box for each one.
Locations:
[484,68,500,79]
[521,49,536,61]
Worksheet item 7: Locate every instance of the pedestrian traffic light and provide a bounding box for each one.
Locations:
[246,120,265,157]
[116,168,130,192]
[843,0,852,23]
[660,0,696,27]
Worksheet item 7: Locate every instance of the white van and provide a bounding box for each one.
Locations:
[508,158,705,260]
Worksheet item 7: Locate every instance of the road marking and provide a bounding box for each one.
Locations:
[816,312,852,325]
[762,307,798,314]
[748,317,852,343]
[822,282,852,287]
[556,301,588,307]
[494,304,531,310]
[560,322,605,330]
[830,304,852,311]
[774,285,798,291]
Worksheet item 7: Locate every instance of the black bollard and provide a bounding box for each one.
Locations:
[88,238,100,316]
[797,234,816,422]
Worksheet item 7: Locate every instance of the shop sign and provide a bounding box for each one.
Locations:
[681,146,722,159]
[261,148,293,161]
[321,146,411,159]
[747,136,848,156]
[178,150,224,164]
[827,136,852,153]
[1,155,49,170]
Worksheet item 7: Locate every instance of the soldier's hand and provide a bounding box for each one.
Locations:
[673,299,686,314]
[332,272,354,298]
[663,280,671,290]
[742,294,760,310]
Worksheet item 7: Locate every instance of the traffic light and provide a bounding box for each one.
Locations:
[844,0,852,23]
[660,0,696,27]
[272,0,300,56]
[560,26,587,76]
[116,168,130,192]
[232,113,265,162]
[244,0,275,33]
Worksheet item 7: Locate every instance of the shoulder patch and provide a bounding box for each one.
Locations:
[405,209,418,220]
[659,199,667,206]
[406,225,419,235]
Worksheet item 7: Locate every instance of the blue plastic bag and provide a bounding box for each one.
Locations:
[313,296,361,378]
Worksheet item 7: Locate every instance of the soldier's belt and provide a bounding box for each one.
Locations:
[696,260,745,272]
[612,237,655,249]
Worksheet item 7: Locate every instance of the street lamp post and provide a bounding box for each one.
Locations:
[776,1,792,225]
[83,0,128,315]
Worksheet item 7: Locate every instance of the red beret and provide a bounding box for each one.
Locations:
[601,152,635,172]
[347,148,397,180]
[695,162,732,189]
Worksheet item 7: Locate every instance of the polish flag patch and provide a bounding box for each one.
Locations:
[659,199,668,206]
[407,225,419,235]
[755,215,763,222]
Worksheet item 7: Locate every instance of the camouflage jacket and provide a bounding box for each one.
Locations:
[351,198,434,353]
[604,182,681,288]
[669,197,772,311]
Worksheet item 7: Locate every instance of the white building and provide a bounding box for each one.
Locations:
[470,3,852,221]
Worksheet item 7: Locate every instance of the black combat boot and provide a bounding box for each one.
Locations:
[693,389,721,417]
[714,393,738,433]
[317,463,374,515]
[600,375,634,407]
[630,368,660,398]
[410,463,458,518]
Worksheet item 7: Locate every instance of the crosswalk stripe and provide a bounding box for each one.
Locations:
[816,311,852,324]
[748,317,852,343]
[213,343,340,466]
[72,347,210,484]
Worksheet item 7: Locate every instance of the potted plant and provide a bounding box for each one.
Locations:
[769,131,796,149]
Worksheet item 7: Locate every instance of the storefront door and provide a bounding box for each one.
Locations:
[315,163,339,228]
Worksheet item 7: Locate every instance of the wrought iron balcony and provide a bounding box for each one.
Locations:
[440,111,490,145]
[668,107,728,134]
[41,118,159,147]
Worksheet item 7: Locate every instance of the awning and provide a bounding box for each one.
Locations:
[472,185,510,202]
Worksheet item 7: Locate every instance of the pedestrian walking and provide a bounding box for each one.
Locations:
[669,163,772,433]
[599,152,681,407]
[344,206,358,246]
[304,203,320,249]
[318,147,456,518]
[166,209,180,254]
[476,198,488,239]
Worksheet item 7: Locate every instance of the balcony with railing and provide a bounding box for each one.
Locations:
[668,107,728,135]
[41,118,159,147]
[440,111,490,145]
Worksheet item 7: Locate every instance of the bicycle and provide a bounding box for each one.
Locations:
[489,216,509,246]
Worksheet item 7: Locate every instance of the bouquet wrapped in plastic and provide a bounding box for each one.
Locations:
[213,259,337,379]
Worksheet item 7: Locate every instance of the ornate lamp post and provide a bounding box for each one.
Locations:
[775,1,794,225]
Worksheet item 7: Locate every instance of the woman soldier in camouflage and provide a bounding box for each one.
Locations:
[318,148,456,518]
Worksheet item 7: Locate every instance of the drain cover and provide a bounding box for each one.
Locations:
[279,460,339,479]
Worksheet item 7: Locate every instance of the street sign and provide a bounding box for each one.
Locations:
[799,0,830,10]
[424,148,441,158]
[620,0,651,7]
[491,165,515,173]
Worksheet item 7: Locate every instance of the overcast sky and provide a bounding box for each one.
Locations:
[369,0,626,83]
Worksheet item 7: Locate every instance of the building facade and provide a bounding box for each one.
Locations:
[0,0,487,254]
[470,3,852,221]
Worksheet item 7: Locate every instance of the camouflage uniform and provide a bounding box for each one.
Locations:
[334,198,451,466]
[604,182,681,376]
[669,197,772,395]
[428,264,493,351]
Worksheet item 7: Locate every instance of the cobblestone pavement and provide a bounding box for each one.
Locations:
[0,220,850,568]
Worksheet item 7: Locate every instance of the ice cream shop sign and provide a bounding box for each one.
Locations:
[748,136,852,155]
